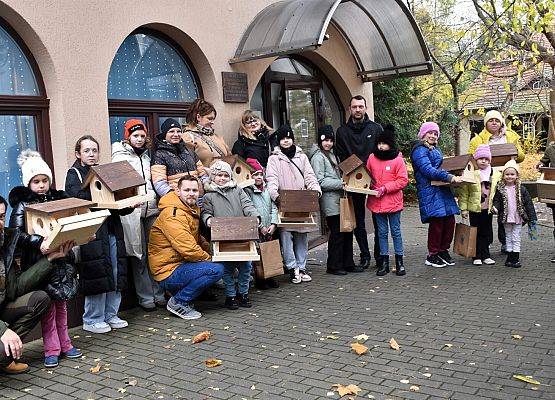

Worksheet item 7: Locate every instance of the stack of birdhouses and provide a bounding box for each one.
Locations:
[210,217,260,262]
[276,190,319,228]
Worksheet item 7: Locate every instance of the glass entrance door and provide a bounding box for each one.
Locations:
[285,89,318,152]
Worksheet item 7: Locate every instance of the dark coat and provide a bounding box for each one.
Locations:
[492,182,537,224]
[231,128,277,167]
[410,141,460,223]
[8,186,78,301]
[335,115,383,162]
[65,160,131,296]
[151,134,200,176]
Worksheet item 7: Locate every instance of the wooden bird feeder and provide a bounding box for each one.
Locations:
[277,190,319,229]
[489,143,518,167]
[338,155,377,195]
[25,198,109,250]
[82,161,153,209]
[537,166,555,204]
[432,154,477,186]
[220,155,255,188]
[211,217,260,262]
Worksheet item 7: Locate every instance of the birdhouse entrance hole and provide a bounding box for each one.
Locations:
[95,181,102,191]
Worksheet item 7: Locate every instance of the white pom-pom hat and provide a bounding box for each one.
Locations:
[17,149,53,187]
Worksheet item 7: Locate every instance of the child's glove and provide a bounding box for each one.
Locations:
[375,186,386,198]
[527,221,538,241]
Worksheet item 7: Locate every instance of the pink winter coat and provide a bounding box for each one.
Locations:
[365,152,409,214]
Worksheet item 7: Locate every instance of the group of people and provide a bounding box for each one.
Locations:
[1,96,553,376]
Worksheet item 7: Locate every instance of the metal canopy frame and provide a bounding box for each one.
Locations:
[230,0,432,82]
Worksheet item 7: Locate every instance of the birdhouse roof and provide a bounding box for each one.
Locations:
[490,143,518,158]
[219,155,254,172]
[440,154,475,172]
[83,161,146,191]
[211,217,259,241]
[279,190,319,212]
[338,155,364,175]
[25,198,95,214]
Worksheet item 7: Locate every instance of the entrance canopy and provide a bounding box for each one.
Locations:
[230,0,432,82]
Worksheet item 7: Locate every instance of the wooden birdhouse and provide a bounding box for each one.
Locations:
[490,143,518,167]
[537,167,555,205]
[82,161,153,209]
[220,155,255,188]
[210,217,260,262]
[338,155,377,195]
[25,198,110,250]
[277,190,319,228]
[431,154,477,186]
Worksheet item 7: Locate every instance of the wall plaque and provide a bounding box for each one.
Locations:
[222,72,248,103]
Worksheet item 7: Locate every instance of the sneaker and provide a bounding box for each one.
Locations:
[1,361,29,375]
[106,316,128,329]
[483,258,496,265]
[551,256,555,263]
[299,271,312,282]
[44,355,59,368]
[140,303,157,312]
[238,294,252,308]
[224,296,239,310]
[155,299,168,308]
[83,322,111,334]
[425,254,447,268]
[473,259,483,265]
[438,251,455,266]
[166,297,201,320]
[290,268,301,284]
[62,348,82,359]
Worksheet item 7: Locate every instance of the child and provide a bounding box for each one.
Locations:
[266,124,322,283]
[366,125,409,276]
[201,160,260,309]
[492,160,537,268]
[457,145,501,265]
[536,141,555,263]
[410,122,462,268]
[244,158,280,289]
[308,125,357,275]
[65,135,134,334]
[9,150,80,368]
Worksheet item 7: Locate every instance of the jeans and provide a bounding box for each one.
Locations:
[41,300,73,357]
[222,262,252,297]
[83,235,122,325]
[469,210,493,259]
[325,215,355,271]
[280,230,308,271]
[374,211,403,256]
[427,215,455,255]
[159,261,224,305]
[504,223,522,252]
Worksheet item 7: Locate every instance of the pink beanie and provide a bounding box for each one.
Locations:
[418,122,440,139]
[473,144,492,160]
[246,157,264,173]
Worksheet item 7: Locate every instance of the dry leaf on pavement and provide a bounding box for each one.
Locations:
[90,363,101,374]
[193,331,211,343]
[389,338,400,351]
[350,343,369,355]
[326,335,339,340]
[116,388,127,394]
[513,375,541,385]
[204,358,222,368]
[410,385,420,392]
[126,379,137,387]
[352,334,369,342]
[511,334,523,340]
[442,343,453,349]
[332,383,362,397]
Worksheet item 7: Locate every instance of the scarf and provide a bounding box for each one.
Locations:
[207,179,236,192]
[479,165,492,183]
[280,145,296,159]
[196,124,215,136]
[133,146,147,156]
[374,147,399,161]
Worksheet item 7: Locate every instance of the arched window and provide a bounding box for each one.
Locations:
[0,17,51,197]
[108,30,201,143]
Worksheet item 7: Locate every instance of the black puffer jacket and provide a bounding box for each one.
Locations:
[151,134,200,176]
[231,127,277,167]
[65,160,131,296]
[335,114,383,163]
[8,186,78,301]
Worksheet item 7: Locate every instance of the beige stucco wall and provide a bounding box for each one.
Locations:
[0,0,374,188]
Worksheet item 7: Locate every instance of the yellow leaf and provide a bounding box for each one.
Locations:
[89,363,101,374]
[192,331,211,344]
[513,375,541,385]
[326,335,339,340]
[350,343,369,355]
[463,109,470,117]
[389,338,400,351]
[332,383,362,397]
[353,334,369,342]
[204,358,222,368]
[410,385,420,392]
[443,343,453,349]
[512,334,523,340]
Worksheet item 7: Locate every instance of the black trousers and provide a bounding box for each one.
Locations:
[469,210,493,260]
[0,291,50,367]
[497,216,506,246]
[326,215,355,271]
[350,193,380,261]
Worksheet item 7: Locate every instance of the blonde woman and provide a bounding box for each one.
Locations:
[232,110,276,167]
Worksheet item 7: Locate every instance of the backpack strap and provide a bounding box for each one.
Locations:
[71,167,83,183]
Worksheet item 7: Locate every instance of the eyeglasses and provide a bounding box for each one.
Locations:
[245,118,259,125]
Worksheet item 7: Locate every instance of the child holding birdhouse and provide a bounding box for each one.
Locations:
[266,124,322,284]
[201,160,260,310]
[9,150,80,368]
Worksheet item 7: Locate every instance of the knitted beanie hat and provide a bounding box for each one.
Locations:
[502,159,520,176]
[418,122,440,139]
[17,149,53,187]
[317,125,335,146]
[376,124,396,148]
[484,110,504,126]
[473,144,492,161]
[210,159,233,181]
[161,118,181,135]
[246,157,264,173]
[124,119,147,140]
[276,124,295,142]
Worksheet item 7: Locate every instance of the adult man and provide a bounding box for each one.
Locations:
[336,95,383,269]
[149,176,224,320]
[0,195,71,374]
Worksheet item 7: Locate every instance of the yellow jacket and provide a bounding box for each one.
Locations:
[468,128,525,163]
[456,169,501,213]
[148,192,211,281]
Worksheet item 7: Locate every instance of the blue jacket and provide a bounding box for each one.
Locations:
[410,141,460,223]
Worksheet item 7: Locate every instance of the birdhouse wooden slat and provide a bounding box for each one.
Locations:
[432,154,477,186]
[537,166,555,204]
[219,155,255,188]
[338,155,377,195]
[490,144,518,167]
[277,190,319,228]
[210,217,260,262]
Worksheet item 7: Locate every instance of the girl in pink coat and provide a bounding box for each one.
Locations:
[366,126,409,276]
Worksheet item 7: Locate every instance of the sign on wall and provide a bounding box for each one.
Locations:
[222,72,249,103]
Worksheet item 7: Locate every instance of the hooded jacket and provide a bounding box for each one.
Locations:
[201,182,259,226]
[231,128,277,167]
[307,144,343,218]
[182,126,231,168]
[148,192,211,282]
[335,115,383,162]
[365,152,409,214]
[468,127,525,163]
[456,169,502,213]
[244,185,279,228]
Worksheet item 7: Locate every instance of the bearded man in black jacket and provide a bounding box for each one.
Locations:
[336,95,383,270]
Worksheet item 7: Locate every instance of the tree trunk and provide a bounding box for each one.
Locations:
[452,82,461,155]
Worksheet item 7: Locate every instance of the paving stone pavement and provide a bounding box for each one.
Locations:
[1,205,554,400]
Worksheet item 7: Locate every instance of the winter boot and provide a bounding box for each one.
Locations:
[395,255,406,276]
[504,252,514,267]
[376,255,390,276]
[511,252,522,268]
[224,297,239,310]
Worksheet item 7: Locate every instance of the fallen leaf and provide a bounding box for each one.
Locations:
[224,326,229,330]
[90,363,101,374]
[443,343,453,349]
[116,388,127,394]
[421,373,432,378]
[204,358,222,368]
[23,388,32,392]
[400,379,410,384]
[126,379,137,386]
[447,360,454,364]
[351,343,369,355]
[250,384,256,390]
[332,383,362,397]
[270,365,280,369]
[326,335,339,340]
[409,385,420,392]
[511,334,523,340]
[513,375,541,385]
[389,338,400,351]
[353,334,369,342]
[192,331,211,344]
[432,285,439,289]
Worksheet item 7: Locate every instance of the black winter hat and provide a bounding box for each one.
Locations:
[317,125,335,145]
[161,118,181,135]
[376,124,396,148]
[276,124,295,142]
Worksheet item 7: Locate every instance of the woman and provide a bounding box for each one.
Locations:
[112,119,166,311]
[232,110,276,167]
[182,98,231,167]
[151,118,208,197]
